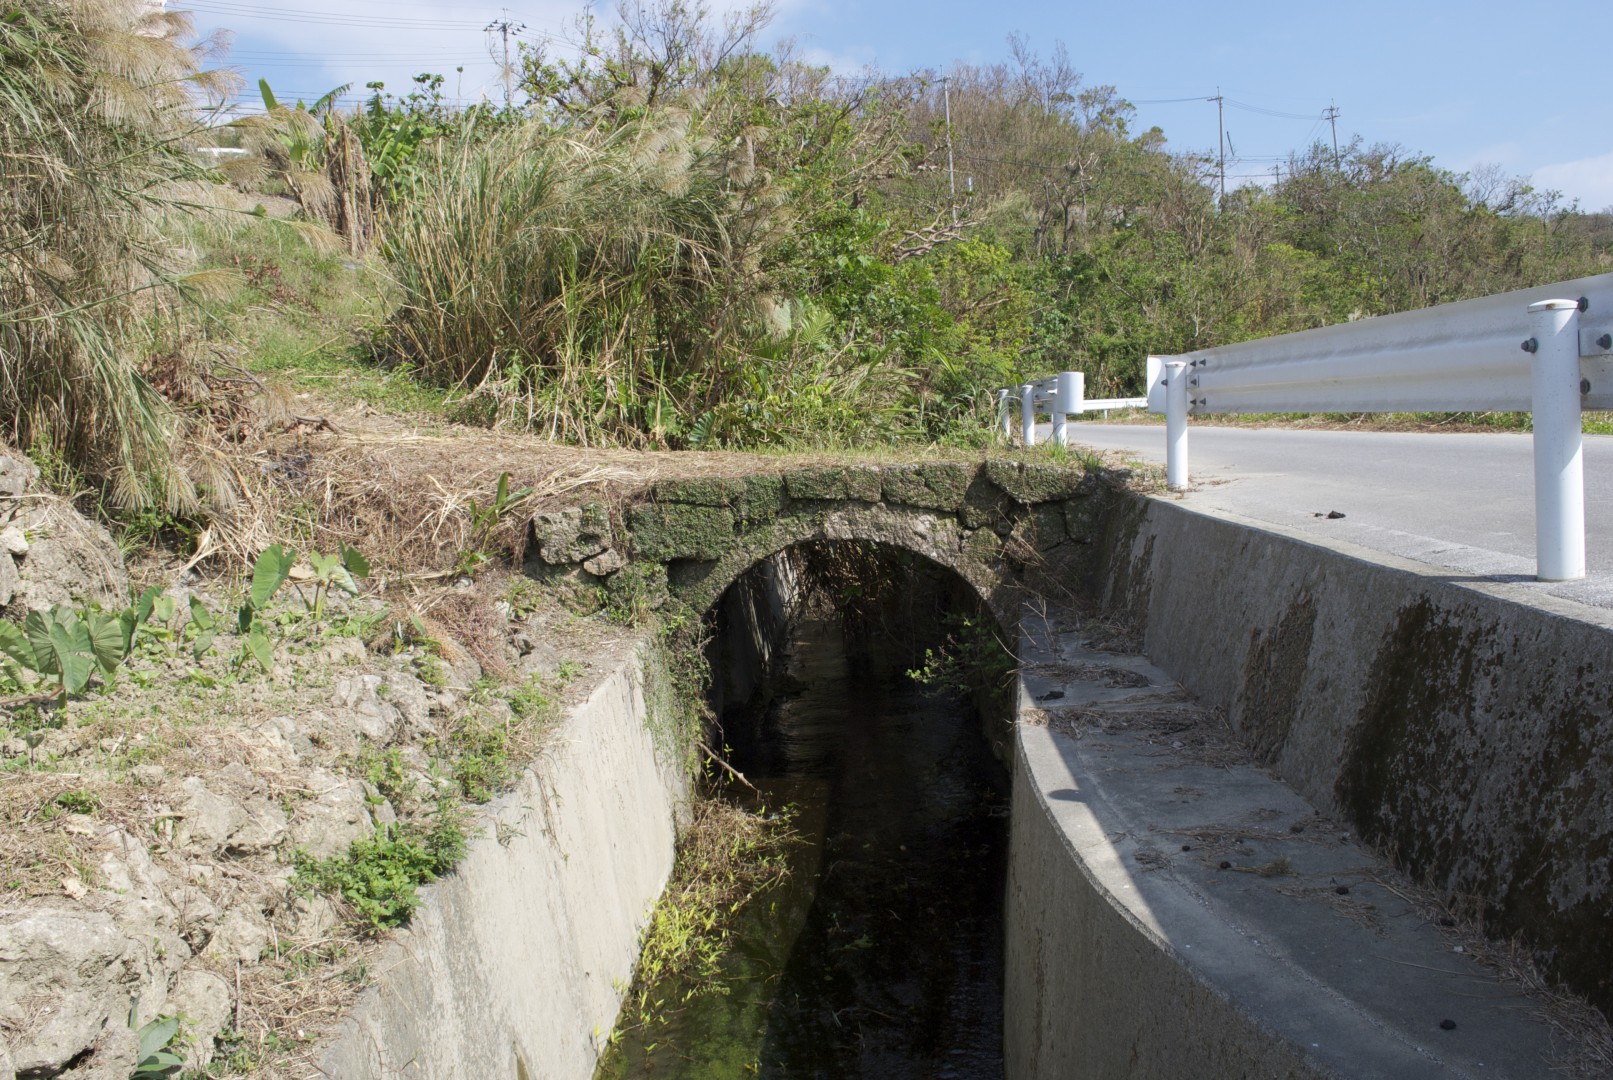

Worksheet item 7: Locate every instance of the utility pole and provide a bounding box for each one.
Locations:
[1209,88,1225,204]
[485,12,525,108]
[941,75,957,221]
[1323,101,1341,167]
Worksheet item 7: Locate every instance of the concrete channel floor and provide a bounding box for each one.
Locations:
[1016,609,1594,1078]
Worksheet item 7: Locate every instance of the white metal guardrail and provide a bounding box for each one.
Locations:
[1144,272,1613,582]
[995,371,1148,448]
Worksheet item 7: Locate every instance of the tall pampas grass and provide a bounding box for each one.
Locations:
[0,0,232,507]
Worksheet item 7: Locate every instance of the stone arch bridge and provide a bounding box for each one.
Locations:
[525,459,1120,623]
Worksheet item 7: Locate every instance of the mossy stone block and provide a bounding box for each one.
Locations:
[628,503,737,561]
[985,459,1089,504]
[881,463,973,511]
[959,474,1011,530]
[652,478,735,507]
[737,474,786,525]
[963,527,1005,564]
[844,467,885,502]
[783,468,848,501]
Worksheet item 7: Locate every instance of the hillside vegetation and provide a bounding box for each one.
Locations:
[4,0,1612,520]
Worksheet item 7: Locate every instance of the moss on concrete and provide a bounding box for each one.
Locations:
[628,503,738,561]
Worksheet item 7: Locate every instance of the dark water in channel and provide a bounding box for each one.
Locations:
[595,616,1009,1080]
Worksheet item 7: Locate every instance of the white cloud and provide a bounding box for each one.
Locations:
[1532,149,1613,212]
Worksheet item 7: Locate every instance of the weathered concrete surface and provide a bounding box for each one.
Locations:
[1094,495,1613,1019]
[320,641,685,1080]
[1007,615,1570,1079]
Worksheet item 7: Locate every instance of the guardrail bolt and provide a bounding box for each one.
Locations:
[1521,337,1539,353]
[1598,333,1612,350]
[1579,296,1590,312]
[1583,379,1592,395]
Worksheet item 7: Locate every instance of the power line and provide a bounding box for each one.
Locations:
[183,1,490,31]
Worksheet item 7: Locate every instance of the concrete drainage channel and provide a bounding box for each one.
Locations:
[318,488,1610,1079]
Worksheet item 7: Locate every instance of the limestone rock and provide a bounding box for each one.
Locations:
[880,463,974,511]
[0,1037,13,1080]
[530,503,612,565]
[3,498,128,615]
[0,908,136,1076]
[289,769,374,860]
[380,670,433,737]
[582,548,626,577]
[0,449,38,500]
[163,968,232,1069]
[330,674,400,742]
[170,777,285,857]
[58,1021,137,1080]
[202,907,269,965]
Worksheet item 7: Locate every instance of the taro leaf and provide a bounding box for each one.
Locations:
[116,608,139,660]
[0,621,36,671]
[85,611,128,673]
[135,585,162,625]
[189,596,217,660]
[340,544,370,580]
[309,551,340,581]
[249,544,295,609]
[237,603,254,635]
[47,617,95,695]
[151,595,176,625]
[245,624,274,672]
[136,1016,179,1062]
[23,610,59,676]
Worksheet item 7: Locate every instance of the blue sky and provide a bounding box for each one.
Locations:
[181,0,1613,210]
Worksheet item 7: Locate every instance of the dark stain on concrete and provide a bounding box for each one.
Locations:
[1238,595,1316,763]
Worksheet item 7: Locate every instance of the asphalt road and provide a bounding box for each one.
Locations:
[1063,423,1613,610]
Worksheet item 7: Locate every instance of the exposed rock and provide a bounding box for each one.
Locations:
[174,778,243,853]
[0,908,137,1077]
[289,769,374,860]
[0,449,38,500]
[582,548,626,577]
[57,1020,137,1080]
[0,550,16,609]
[3,498,128,615]
[169,776,285,857]
[330,674,400,743]
[163,967,232,1069]
[380,670,433,737]
[201,907,269,965]
[530,503,612,565]
[291,893,340,941]
[0,1038,13,1080]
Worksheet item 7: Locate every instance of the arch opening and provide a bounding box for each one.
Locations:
[601,539,1014,1079]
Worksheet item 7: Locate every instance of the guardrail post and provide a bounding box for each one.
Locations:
[1528,299,1586,581]
[996,389,1012,444]
[1020,384,1036,448]
[1165,361,1189,490]
[1052,371,1083,449]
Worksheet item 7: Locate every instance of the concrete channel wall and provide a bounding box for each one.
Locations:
[1092,494,1613,1019]
[320,642,686,1080]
